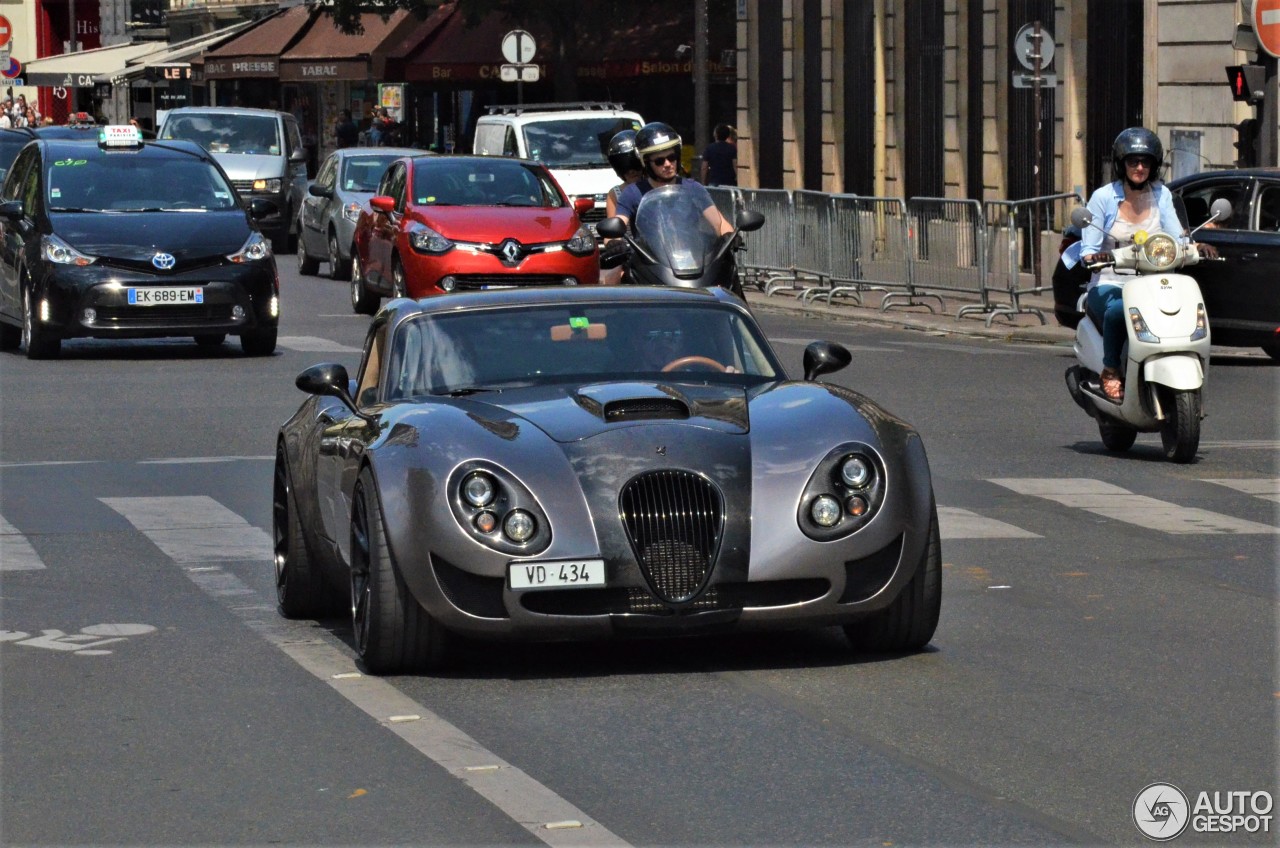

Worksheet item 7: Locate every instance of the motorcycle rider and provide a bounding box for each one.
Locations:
[600,130,643,283]
[1066,128,1187,401]
[613,122,733,237]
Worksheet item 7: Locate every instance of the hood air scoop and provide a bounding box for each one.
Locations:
[604,397,691,423]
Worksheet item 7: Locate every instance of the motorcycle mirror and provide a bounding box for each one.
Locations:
[736,209,765,232]
[1069,207,1093,229]
[596,217,627,239]
[1208,198,1233,223]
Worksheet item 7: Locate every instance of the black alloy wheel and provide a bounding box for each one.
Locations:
[350,253,379,315]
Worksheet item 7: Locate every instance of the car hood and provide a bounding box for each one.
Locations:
[52,211,252,260]
[210,152,285,181]
[548,166,615,200]
[417,207,581,244]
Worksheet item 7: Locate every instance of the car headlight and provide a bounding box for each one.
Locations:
[343,202,362,223]
[810,495,842,528]
[252,178,282,194]
[799,444,886,541]
[1143,234,1178,270]
[463,472,496,507]
[449,462,550,555]
[227,231,272,263]
[840,455,872,488]
[564,225,596,257]
[42,234,96,266]
[408,225,454,255]
[503,510,536,543]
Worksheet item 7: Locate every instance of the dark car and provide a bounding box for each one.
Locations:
[0,127,37,185]
[274,285,940,674]
[1053,169,1280,359]
[0,125,280,358]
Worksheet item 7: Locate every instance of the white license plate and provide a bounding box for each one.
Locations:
[509,559,605,590]
[127,287,204,306]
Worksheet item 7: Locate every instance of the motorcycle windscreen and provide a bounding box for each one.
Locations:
[633,185,719,277]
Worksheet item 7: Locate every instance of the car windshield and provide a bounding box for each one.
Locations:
[161,113,281,156]
[411,159,564,208]
[341,154,400,192]
[521,117,642,169]
[385,303,782,400]
[46,154,239,212]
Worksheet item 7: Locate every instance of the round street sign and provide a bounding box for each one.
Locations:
[501,29,536,64]
[0,15,12,50]
[1256,0,1280,58]
[1,57,20,80]
[1013,23,1054,71]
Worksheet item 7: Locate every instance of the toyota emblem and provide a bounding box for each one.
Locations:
[151,252,176,270]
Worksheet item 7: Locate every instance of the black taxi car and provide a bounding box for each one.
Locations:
[0,125,279,358]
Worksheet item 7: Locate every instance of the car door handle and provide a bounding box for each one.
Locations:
[1240,253,1259,261]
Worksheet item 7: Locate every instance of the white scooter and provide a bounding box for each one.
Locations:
[1063,199,1230,463]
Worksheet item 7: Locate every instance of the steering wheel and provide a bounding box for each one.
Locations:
[662,356,727,373]
[501,194,533,206]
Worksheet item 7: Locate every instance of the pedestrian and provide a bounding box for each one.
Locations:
[334,109,359,149]
[700,123,738,187]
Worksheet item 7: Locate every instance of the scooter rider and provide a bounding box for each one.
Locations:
[1065,127,1187,401]
[614,121,733,237]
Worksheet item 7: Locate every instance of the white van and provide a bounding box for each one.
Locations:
[472,102,643,228]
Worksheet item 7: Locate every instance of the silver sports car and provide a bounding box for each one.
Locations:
[274,286,940,673]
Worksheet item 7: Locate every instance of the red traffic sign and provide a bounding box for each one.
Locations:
[1257,0,1280,58]
[0,15,12,50]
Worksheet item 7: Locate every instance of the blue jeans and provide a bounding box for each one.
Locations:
[1086,285,1126,370]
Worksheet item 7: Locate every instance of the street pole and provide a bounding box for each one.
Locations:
[1031,20,1043,291]
[694,0,708,173]
[1262,54,1278,165]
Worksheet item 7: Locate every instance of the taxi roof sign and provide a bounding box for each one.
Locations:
[99,124,143,149]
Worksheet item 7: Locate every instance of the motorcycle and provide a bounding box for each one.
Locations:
[596,184,764,300]
[1063,198,1230,463]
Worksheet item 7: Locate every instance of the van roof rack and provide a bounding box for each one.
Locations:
[483,102,628,116]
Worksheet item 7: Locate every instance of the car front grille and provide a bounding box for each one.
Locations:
[579,207,606,224]
[452,275,575,290]
[231,180,258,194]
[95,305,235,324]
[619,470,723,604]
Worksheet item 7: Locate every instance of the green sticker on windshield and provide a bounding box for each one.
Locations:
[569,316,589,329]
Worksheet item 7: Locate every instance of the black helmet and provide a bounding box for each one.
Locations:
[1111,127,1163,186]
[634,121,682,164]
[607,129,640,179]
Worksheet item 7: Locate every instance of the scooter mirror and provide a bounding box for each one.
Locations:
[736,209,765,232]
[596,217,627,239]
[1069,207,1093,229]
[1208,198,1233,224]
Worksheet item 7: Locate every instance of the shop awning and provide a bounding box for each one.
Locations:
[23,40,171,88]
[117,19,262,86]
[196,5,312,80]
[279,10,416,83]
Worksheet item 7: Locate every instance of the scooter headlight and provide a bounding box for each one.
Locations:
[1190,303,1208,341]
[1143,234,1178,270]
[1128,306,1160,343]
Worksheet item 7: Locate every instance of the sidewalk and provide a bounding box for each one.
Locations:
[742,284,1075,346]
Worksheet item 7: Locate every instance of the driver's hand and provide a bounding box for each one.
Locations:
[1196,242,1219,260]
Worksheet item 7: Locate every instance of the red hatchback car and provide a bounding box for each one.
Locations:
[349,154,599,313]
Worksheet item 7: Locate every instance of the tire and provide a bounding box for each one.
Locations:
[843,499,941,653]
[350,468,447,674]
[1160,388,1201,463]
[1261,341,1280,361]
[328,230,351,280]
[273,446,342,618]
[297,228,320,276]
[0,320,20,351]
[351,252,379,315]
[1098,417,1138,452]
[240,326,277,356]
[391,256,407,299]
[22,284,60,360]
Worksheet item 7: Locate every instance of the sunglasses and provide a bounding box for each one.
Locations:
[647,152,679,166]
[1124,157,1153,169]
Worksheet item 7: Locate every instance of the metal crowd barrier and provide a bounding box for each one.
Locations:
[976,192,1082,325]
[735,188,810,294]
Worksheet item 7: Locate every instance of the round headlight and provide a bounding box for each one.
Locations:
[474,512,497,534]
[462,473,495,507]
[810,495,841,528]
[840,455,871,488]
[1144,234,1178,269]
[504,509,536,543]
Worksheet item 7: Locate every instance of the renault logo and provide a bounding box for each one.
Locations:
[151,252,176,270]
[498,239,523,264]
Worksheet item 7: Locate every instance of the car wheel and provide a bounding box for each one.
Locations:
[328,230,351,280]
[273,445,342,618]
[1097,417,1138,452]
[22,284,60,360]
[240,327,277,356]
[0,319,20,351]
[1262,341,1280,361]
[391,256,407,299]
[350,252,379,315]
[193,333,226,348]
[297,224,320,275]
[1159,388,1201,463]
[843,499,941,653]
[349,468,448,674]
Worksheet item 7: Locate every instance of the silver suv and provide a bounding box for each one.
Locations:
[159,107,308,253]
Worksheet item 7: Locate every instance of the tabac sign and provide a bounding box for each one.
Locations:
[202,58,278,79]
[278,60,367,82]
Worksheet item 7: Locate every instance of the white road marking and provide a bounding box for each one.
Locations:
[103,497,631,848]
[100,496,272,561]
[0,460,101,469]
[0,515,46,571]
[140,456,273,465]
[277,335,361,353]
[1203,478,1280,505]
[1197,440,1280,451]
[989,478,1279,535]
[768,337,897,352]
[937,506,1040,539]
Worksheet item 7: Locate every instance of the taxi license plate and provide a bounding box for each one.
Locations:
[509,559,605,590]
[128,287,204,306]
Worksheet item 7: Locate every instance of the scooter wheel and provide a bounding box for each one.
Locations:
[1159,388,1201,463]
[1098,418,1137,452]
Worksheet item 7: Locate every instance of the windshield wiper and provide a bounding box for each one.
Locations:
[444,380,537,396]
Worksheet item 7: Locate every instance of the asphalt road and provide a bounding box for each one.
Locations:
[1,263,1276,846]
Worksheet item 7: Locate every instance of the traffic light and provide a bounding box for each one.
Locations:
[1234,118,1261,167]
[1226,65,1265,105]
